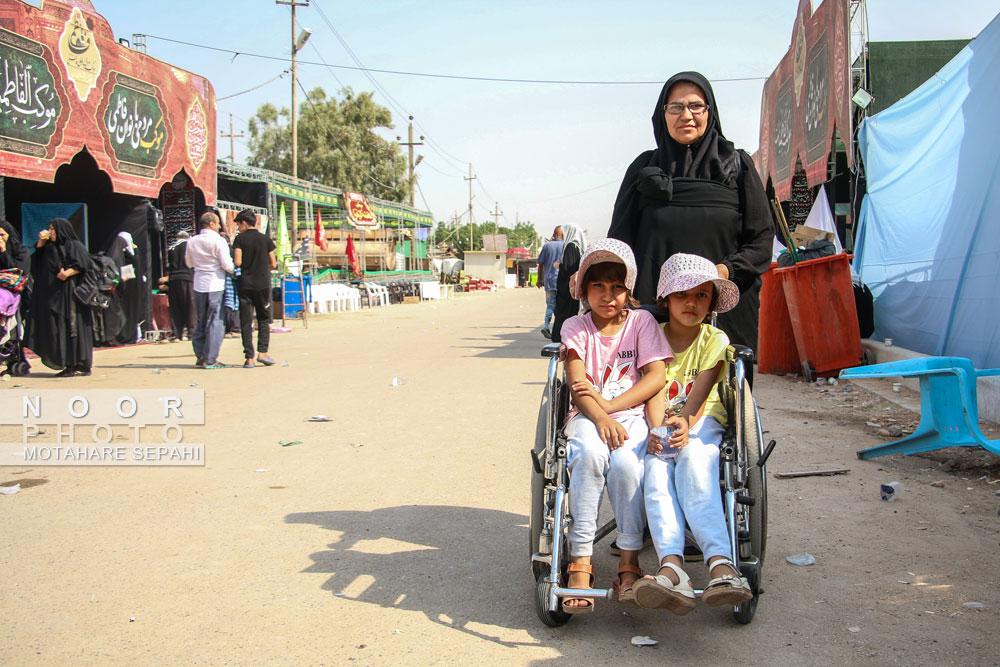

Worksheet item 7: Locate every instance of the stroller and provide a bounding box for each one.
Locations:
[0,269,31,376]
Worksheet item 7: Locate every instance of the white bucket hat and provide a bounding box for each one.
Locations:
[656,253,740,313]
[569,238,637,305]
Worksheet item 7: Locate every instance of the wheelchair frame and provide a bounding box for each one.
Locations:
[529,341,775,625]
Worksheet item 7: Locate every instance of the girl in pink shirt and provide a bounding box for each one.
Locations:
[558,239,673,613]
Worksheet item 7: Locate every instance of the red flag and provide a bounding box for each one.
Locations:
[314,211,328,251]
[346,234,362,277]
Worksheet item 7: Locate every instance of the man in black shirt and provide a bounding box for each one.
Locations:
[232,209,277,368]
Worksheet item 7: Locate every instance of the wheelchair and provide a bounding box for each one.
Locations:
[529,339,775,626]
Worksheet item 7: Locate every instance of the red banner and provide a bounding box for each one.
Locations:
[754,0,853,201]
[0,0,216,202]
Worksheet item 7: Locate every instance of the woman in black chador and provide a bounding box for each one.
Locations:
[608,71,773,350]
[26,218,93,376]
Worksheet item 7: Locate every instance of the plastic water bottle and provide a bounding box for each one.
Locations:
[880,481,903,501]
[650,425,678,461]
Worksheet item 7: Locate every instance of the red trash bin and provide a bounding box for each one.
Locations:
[774,254,862,380]
[757,263,800,375]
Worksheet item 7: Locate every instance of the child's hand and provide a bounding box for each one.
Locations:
[596,416,628,450]
[664,415,689,451]
[647,433,664,456]
[571,379,612,413]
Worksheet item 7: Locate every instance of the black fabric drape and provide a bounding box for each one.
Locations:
[25,219,93,370]
[551,243,581,343]
[217,177,268,209]
[607,72,774,350]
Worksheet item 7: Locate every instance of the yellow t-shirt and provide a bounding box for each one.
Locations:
[662,323,729,427]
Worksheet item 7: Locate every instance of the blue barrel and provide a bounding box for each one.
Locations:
[282,276,312,317]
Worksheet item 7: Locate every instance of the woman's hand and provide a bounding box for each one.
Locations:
[596,415,628,450]
[571,379,612,413]
[56,268,71,281]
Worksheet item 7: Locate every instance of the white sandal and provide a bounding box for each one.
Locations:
[632,562,697,615]
[701,557,752,607]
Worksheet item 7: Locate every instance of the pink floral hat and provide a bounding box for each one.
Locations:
[655,253,739,313]
[569,238,637,302]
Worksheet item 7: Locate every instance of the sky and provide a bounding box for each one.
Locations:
[72,0,999,242]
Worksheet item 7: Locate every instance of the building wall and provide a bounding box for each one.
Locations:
[463,251,507,285]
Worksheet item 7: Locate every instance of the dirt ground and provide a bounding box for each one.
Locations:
[1,288,998,666]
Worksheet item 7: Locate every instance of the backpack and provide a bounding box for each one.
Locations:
[73,252,121,309]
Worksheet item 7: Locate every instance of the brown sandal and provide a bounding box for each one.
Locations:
[562,562,596,614]
[612,564,643,605]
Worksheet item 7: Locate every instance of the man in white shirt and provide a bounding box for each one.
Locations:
[185,211,235,368]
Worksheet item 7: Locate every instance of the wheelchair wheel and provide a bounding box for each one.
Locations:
[535,568,572,627]
[732,563,761,625]
[742,380,767,564]
[529,388,548,578]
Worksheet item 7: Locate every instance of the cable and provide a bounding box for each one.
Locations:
[141,33,767,85]
[528,178,620,203]
[217,69,289,100]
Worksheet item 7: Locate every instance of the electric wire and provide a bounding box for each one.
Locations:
[142,34,766,85]
[217,69,289,100]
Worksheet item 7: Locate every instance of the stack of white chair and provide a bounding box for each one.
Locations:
[307,282,362,313]
[365,283,390,307]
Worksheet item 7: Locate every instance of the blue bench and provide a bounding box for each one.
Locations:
[839,357,1000,459]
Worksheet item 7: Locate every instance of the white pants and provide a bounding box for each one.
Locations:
[565,413,648,557]
[644,416,732,562]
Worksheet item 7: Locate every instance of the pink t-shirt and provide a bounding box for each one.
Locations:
[561,308,673,421]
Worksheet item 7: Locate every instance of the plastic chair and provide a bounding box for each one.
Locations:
[839,357,1000,459]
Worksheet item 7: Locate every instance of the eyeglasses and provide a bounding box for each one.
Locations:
[664,101,709,116]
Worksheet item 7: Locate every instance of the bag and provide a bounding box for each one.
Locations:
[74,252,121,309]
[0,269,27,293]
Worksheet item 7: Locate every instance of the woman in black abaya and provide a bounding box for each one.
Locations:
[26,218,93,376]
[0,219,30,274]
[608,72,773,350]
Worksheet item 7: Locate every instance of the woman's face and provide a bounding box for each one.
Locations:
[48,224,56,241]
[664,82,709,145]
[0,228,8,245]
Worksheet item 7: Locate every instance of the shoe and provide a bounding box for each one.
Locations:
[256,355,276,366]
[54,368,79,377]
[243,359,255,368]
[76,368,92,377]
[203,363,226,370]
[701,557,753,607]
[632,562,697,615]
[540,328,552,340]
[612,565,642,606]
[562,562,596,614]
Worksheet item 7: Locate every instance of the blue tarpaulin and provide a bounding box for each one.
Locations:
[854,12,1000,368]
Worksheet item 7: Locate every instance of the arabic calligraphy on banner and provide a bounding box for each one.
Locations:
[58,6,101,102]
[0,28,64,158]
[344,191,380,229]
[98,72,167,178]
[185,97,207,174]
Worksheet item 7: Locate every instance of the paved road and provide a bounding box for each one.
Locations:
[1,288,997,665]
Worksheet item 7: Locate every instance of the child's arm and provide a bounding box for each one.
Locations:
[571,359,666,416]
[566,351,629,449]
[645,387,690,455]
[679,360,725,429]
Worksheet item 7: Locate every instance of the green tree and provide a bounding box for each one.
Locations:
[434,219,538,257]
[247,87,409,202]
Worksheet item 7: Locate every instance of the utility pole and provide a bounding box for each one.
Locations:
[490,202,503,236]
[396,116,424,207]
[276,0,310,248]
[220,113,244,161]
[464,164,476,253]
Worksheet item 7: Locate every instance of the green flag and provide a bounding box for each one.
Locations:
[275,202,291,273]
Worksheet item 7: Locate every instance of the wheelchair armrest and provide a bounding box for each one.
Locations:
[541,343,567,361]
[730,344,755,365]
